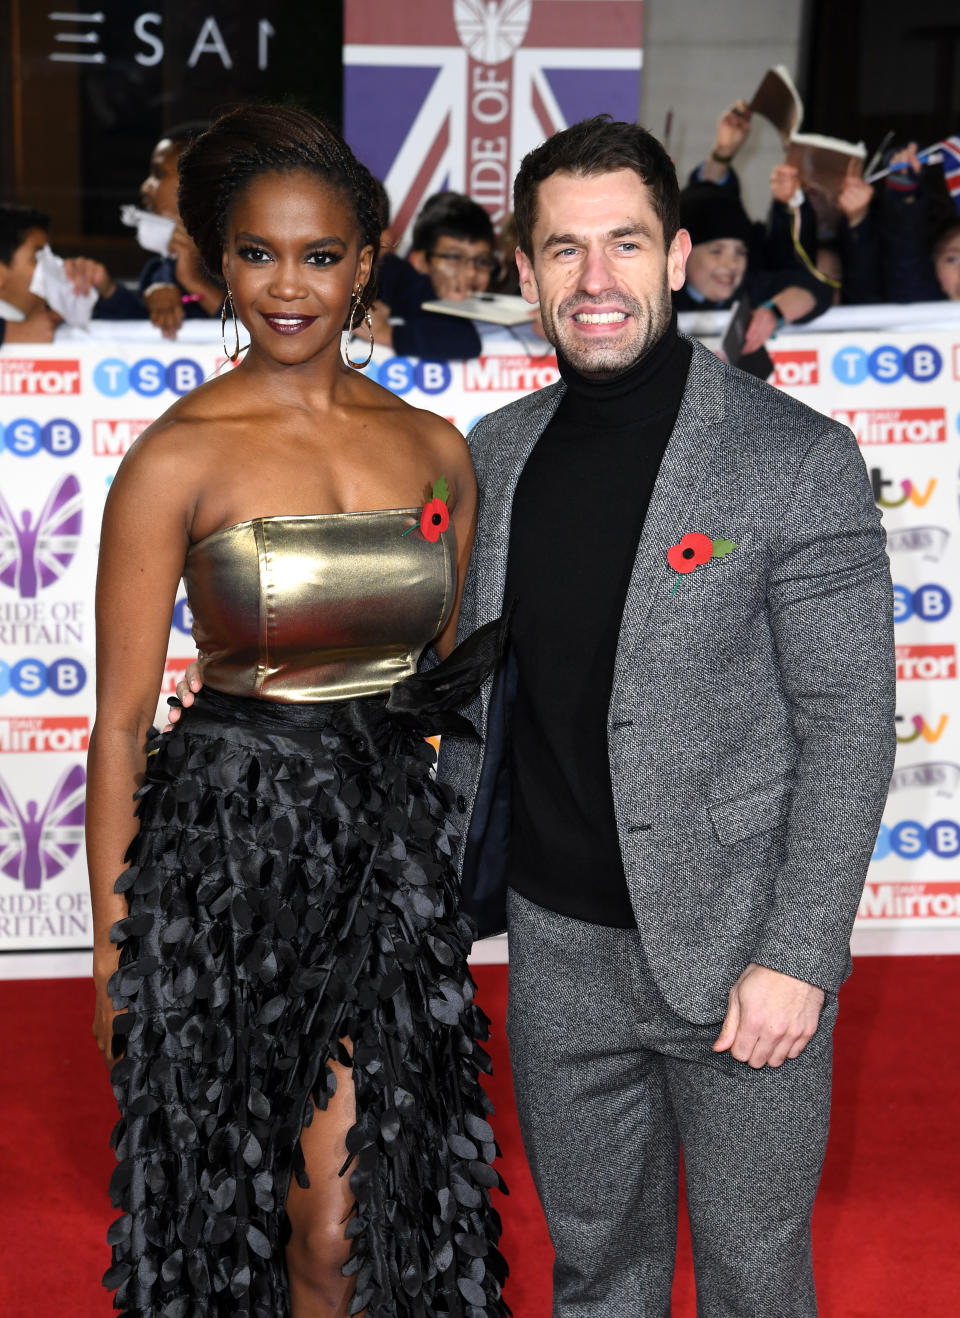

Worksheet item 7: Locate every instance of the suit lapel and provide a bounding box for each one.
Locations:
[475,381,565,620]
[613,341,727,689]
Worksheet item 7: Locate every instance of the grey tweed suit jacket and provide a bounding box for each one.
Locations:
[438,338,897,1022]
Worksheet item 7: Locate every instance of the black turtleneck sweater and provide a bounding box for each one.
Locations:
[504,321,693,926]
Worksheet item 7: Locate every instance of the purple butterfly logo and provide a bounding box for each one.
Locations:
[0,474,82,598]
[0,764,86,889]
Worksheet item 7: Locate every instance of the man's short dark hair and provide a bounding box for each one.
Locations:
[513,115,679,256]
[410,192,495,254]
[0,204,51,266]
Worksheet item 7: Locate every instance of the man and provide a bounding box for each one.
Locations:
[439,116,896,1316]
[372,191,499,359]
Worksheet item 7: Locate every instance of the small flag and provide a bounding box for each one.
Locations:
[934,135,960,210]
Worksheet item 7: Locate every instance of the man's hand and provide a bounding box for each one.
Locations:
[144,283,184,339]
[63,256,115,299]
[163,660,203,729]
[713,963,825,1069]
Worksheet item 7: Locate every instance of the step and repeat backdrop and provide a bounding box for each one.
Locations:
[1,328,959,951]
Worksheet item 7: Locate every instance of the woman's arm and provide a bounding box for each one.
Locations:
[86,425,195,1068]
[427,421,478,661]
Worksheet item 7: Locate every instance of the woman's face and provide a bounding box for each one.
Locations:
[223,170,373,366]
[683,238,748,303]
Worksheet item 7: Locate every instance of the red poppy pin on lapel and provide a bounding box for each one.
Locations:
[403,476,451,542]
[667,532,736,594]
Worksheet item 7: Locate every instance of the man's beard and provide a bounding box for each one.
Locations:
[539,277,673,378]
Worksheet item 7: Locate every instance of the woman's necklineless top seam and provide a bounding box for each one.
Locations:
[188,507,423,555]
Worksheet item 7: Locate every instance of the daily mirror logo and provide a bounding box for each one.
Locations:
[833,407,947,445]
[0,716,89,753]
[92,419,154,457]
[769,349,818,388]
[895,644,957,680]
[463,355,560,391]
[0,359,81,396]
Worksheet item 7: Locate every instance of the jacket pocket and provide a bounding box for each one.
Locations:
[708,777,793,845]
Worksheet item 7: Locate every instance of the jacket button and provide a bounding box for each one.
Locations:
[456,794,467,812]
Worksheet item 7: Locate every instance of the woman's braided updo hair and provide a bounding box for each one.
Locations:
[177,104,381,304]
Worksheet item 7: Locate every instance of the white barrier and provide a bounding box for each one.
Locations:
[2,316,959,955]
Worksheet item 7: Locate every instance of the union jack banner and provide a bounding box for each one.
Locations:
[934,135,960,210]
[344,0,644,245]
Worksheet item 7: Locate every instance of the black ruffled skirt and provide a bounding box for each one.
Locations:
[105,668,508,1317]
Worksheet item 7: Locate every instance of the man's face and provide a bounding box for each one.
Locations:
[684,239,748,304]
[410,234,497,300]
[0,227,49,314]
[934,229,960,301]
[516,169,689,377]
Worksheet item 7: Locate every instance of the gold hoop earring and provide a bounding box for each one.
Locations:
[221,289,241,363]
[344,288,375,370]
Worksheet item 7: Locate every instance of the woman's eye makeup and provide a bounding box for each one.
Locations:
[234,244,343,266]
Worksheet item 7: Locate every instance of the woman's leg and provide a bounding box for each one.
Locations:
[285,1054,362,1318]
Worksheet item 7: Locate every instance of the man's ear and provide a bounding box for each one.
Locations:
[516,247,539,305]
[0,260,9,297]
[667,228,692,292]
[408,249,430,276]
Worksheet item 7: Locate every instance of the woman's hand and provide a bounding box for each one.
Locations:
[93,950,122,1072]
[164,660,203,727]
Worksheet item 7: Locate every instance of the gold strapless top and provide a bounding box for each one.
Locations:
[182,510,456,702]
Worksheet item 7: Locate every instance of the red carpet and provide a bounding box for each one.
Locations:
[0,957,957,1315]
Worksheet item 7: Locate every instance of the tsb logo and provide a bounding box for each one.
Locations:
[769,350,818,387]
[0,656,87,697]
[873,819,960,860]
[355,358,453,395]
[893,583,951,623]
[94,358,204,397]
[0,418,81,457]
[832,343,942,385]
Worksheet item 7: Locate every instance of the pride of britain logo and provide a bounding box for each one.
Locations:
[0,763,85,889]
[0,475,82,598]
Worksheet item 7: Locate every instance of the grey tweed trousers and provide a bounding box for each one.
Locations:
[505,889,838,1318]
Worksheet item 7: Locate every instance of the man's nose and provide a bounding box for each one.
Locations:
[578,247,615,295]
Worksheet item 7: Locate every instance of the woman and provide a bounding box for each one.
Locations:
[87,105,507,1318]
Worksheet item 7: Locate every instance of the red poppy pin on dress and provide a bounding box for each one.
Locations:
[403,477,450,541]
[667,533,736,594]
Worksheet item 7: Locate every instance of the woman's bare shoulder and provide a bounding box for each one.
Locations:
[112,374,248,481]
